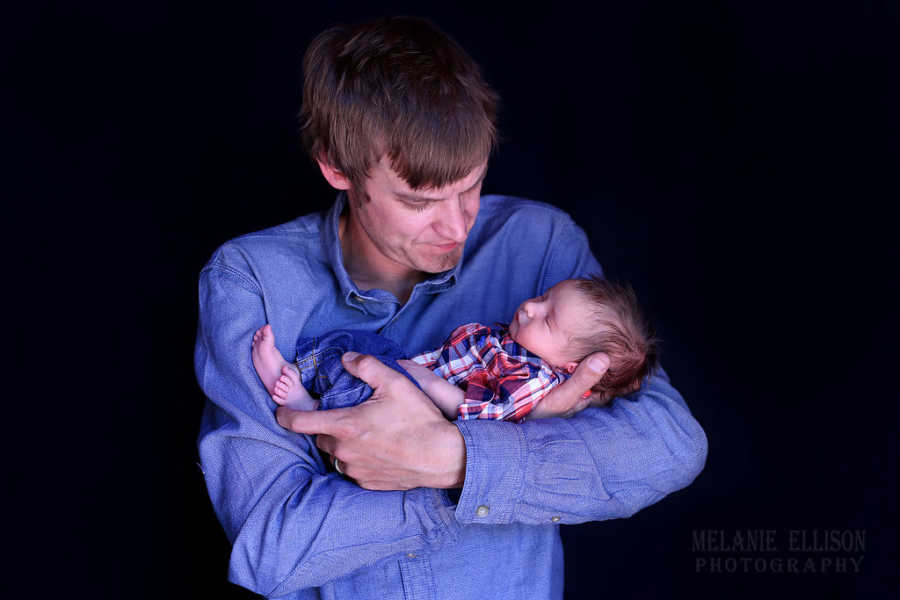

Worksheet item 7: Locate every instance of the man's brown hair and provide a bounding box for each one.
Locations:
[299,16,499,191]
[571,277,661,402]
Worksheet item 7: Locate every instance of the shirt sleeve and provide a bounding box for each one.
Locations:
[194,256,461,596]
[450,217,708,526]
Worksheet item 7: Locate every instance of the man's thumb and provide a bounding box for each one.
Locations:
[587,353,610,374]
[341,351,387,386]
[577,353,609,387]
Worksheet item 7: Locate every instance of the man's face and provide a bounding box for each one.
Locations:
[508,280,593,371]
[347,156,486,275]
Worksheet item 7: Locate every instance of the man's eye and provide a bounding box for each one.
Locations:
[405,200,432,213]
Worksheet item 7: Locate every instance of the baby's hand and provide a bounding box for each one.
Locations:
[397,359,463,420]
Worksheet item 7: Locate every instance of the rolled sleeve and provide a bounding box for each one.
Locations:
[453,420,527,524]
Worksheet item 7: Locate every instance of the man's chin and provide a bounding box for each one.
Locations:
[418,249,463,273]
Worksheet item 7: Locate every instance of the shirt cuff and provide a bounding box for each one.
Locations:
[452,420,527,525]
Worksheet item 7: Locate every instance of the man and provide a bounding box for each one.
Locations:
[195,16,707,599]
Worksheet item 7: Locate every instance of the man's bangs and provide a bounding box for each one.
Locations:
[386,110,496,190]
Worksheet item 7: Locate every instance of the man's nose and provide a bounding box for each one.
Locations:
[434,196,468,242]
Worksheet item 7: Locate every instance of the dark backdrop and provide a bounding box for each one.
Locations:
[6,1,898,598]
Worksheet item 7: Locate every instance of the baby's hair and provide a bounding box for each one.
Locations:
[570,276,661,402]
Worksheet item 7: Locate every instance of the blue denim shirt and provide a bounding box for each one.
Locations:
[195,193,708,599]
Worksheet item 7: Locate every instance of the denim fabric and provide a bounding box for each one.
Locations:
[195,193,708,599]
[294,329,420,410]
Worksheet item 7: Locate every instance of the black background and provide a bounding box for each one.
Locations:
[6,1,898,598]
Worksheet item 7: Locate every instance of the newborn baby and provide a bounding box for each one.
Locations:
[252,277,658,422]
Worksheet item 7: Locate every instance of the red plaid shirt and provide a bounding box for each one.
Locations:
[410,323,570,422]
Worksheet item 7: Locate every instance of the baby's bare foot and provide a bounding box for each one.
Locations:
[251,324,290,396]
[273,364,318,411]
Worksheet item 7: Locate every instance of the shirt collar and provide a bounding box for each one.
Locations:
[321,192,461,305]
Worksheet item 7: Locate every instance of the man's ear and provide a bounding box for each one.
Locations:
[316,159,352,190]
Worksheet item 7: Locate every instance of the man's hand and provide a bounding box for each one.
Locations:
[276,352,466,490]
[527,353,611,419]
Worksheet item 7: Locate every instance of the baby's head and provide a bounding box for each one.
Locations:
[508,277,660,402]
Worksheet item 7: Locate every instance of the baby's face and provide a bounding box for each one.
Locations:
[508,280,592,372]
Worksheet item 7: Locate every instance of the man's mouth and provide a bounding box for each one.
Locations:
[433,241,459,252]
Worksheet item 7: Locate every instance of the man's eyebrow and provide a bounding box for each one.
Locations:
[395,169,488,202]
[395,191,436,202]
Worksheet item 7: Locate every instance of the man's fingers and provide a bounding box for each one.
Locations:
[570,352,609,393]
[342,351,405,388]
[315,433,337,455]
[276,405,351,436]
[529,352,610,419]
[550,352,609,405]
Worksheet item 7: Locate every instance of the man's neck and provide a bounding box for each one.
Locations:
[339,213,425,304]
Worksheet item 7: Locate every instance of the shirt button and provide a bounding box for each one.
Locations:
[406,552,416,559]
[551,516,561,523]
[476,505,490,517]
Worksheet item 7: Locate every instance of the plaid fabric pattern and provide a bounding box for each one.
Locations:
[410,323,570,422]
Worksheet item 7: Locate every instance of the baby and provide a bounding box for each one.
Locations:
[252,277,659,422]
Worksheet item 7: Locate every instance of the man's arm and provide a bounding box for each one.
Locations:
[451,366,707,525]
[195,259,461,596]
[280,352,705,524]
